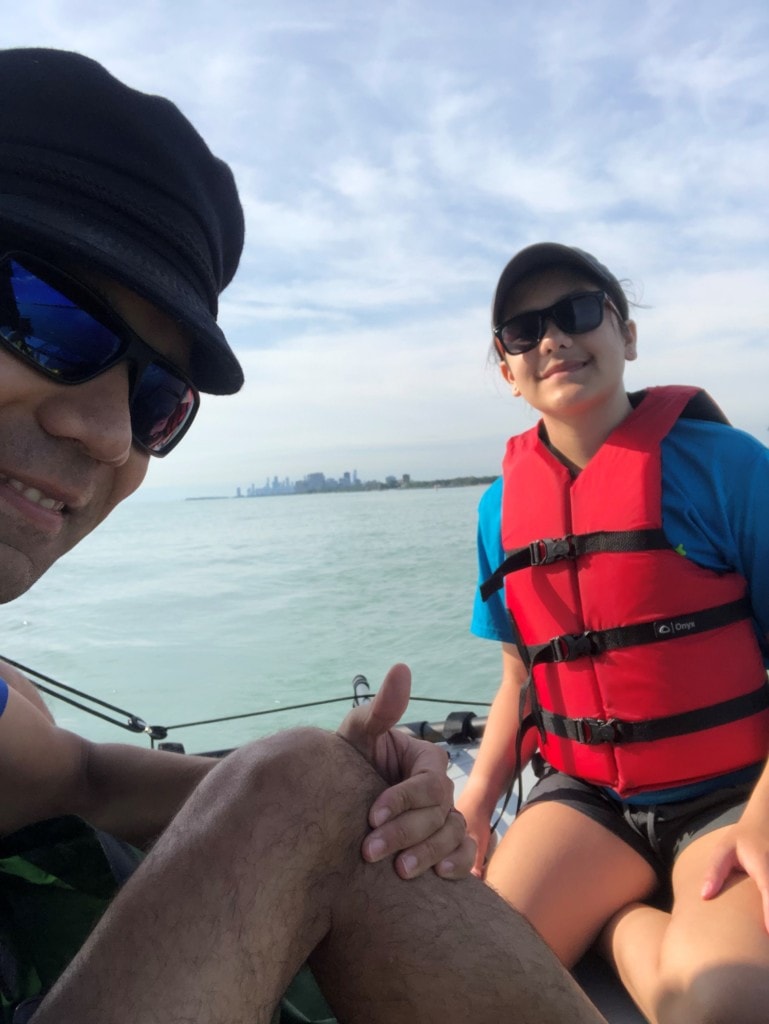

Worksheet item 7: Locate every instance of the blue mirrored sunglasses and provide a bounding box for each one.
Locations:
[0,252,199,456]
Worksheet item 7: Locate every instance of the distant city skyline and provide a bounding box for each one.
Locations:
[237,469,409,496]
[226,469,498,501]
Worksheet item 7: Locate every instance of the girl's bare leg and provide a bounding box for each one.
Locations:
[604,828,769,1024]
[486,800,658,966]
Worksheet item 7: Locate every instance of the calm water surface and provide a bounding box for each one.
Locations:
[2,486,500,752]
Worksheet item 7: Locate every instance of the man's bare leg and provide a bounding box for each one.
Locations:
[34,728,605,1023]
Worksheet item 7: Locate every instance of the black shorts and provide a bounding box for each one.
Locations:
[11,999,42,1024]
[522,761,758,883]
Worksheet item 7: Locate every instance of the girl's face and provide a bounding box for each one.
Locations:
[498,268,637,429]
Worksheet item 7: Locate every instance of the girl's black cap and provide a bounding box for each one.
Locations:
[493,243,629,328]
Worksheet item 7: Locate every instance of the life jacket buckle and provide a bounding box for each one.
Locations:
[575,716,623,745]
[549,631,596,663]
[529,535,576,566]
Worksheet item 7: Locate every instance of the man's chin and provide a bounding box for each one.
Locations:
[0,547,56,603]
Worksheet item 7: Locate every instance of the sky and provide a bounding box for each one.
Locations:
[6,0,769,498]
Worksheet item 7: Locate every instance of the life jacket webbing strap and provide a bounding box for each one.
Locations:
[480,528,669,602]
[540,684,769,746]
[491,692,536,833]
[525,597,751,667]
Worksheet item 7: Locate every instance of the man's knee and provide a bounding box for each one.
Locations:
[195,727,385,850]
[227,726,384,797]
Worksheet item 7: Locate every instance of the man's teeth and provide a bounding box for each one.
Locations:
[7,478,65,511]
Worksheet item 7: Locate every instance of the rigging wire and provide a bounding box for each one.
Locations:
[1,655,490,744]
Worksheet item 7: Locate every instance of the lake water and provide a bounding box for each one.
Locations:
[1,486,501,753]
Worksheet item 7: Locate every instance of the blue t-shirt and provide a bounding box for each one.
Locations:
[471,416,769,803]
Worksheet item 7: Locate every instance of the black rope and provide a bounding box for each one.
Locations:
[396,696,492,707]
[1,656,154,735]
[140,695,491,732]
[2,655,145,719]
[26,683,148,732]
[164,695,362,730]
[0,654,490,737]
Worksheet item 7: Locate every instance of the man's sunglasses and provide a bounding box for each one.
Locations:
[0,252,199,456]
[494,290,617,356]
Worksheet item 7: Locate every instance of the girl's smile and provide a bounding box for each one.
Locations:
[497,267,637,468]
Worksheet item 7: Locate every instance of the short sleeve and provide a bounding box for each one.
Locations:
[661,420,769,641]
[470,478,515,643]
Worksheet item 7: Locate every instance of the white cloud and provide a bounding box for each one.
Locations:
[6,0,769,493]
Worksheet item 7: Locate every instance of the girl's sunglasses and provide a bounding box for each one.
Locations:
[494,290,617,356]
[0,252,199,456]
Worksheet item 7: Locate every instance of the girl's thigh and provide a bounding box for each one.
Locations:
[486,800,659,966]
[661,828,769,983]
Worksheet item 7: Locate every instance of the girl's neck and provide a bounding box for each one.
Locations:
[539,391,633,472]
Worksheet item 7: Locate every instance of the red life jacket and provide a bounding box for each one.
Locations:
[484,386,769,797]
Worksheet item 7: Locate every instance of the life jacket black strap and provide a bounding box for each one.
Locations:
[538,683,769,746]
[525,597,752,667]
[480,528,670,602]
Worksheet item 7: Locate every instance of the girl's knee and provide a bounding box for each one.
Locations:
[657,963,769,1024]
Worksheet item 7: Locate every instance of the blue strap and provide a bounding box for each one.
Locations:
[0,677,8,717]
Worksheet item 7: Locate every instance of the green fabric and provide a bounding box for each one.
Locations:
[0,816,338,1023]
[276,965,337,1023]
[0,816,137,1022]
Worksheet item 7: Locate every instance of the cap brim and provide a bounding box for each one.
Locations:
[494,244,585,325]
[492,243,626,326]
[0,194,243,395]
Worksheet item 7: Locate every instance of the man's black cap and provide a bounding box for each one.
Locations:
[0,47,245,393]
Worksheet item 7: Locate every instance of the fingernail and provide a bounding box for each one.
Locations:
[366,837,386,861]
[400,854,418,877]
[438,859,454,876]
[371,807,391,827]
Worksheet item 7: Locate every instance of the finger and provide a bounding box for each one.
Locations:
[701,846,737,900]
[391,807,470,879]
[368,755,451,829]
[337,663,411,751]
[363,803,449,867]
[364,663,412,735]
[470,826,495,877]
[752,870,769,933]
[736,850,769,931]
[435,829,477,880]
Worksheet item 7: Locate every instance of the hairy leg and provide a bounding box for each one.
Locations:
[34,729,606,1024]
[485,801,659,967]
[605,828,769,1024]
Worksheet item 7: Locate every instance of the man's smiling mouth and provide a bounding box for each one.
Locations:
[0,475,66,512]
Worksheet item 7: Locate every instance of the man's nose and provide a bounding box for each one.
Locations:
[36,363,135,465]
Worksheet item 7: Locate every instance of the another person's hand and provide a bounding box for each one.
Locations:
[337,663,475,880]
[454,792,494,878]
[700,817,769,931]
